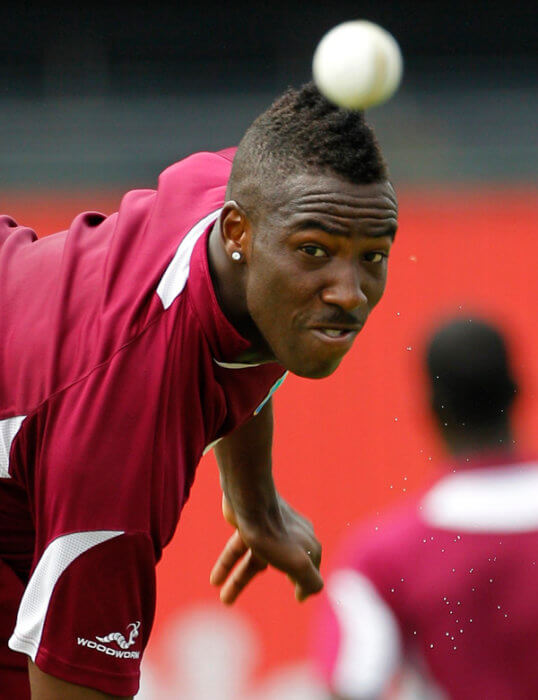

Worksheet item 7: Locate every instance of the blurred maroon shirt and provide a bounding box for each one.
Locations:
[313,453,538,699]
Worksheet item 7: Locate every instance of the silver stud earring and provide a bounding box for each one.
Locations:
[231,251,242,262]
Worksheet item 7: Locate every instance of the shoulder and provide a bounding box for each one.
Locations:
[332,498,427,574]
[158,149,236,195]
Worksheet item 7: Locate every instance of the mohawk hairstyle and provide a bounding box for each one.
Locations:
[227,82,389,214]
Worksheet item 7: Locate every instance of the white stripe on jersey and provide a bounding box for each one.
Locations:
[327,568,402,697]
[213,359,263,369]
[0,415,26,479]
[421,463,538,532]
[156,208,222,309]
[9,530,123,661]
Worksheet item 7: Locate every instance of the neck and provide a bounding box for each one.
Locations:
[207,222,274,363]
[442,420,514,457]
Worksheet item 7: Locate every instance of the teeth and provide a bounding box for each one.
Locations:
[322,329,345,337]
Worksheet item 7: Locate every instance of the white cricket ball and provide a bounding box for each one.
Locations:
[312,20,403,110]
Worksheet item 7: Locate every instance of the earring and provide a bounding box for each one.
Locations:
[231,251,242,262]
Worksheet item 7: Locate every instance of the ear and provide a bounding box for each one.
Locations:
[219,201,253,261]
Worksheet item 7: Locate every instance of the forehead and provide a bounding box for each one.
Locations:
[271,172,398,236]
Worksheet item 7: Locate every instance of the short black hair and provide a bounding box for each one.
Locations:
[426,318,517,428]
[227,82,389,212]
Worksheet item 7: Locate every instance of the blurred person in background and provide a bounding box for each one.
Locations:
[0,83,398,699]
[312,317,538,699]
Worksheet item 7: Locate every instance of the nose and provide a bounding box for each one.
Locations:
[321,263,368,312]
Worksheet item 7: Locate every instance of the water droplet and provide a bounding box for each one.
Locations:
[406,346,413,351]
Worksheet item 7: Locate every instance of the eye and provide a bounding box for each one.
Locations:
[300,244,329,258]
[363,251,387,264]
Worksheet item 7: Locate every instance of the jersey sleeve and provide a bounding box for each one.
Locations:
[311,523,404,699]
[313,568,403,698]
[9,531,155,697]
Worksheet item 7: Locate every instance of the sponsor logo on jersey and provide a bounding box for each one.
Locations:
[77,621,141,659]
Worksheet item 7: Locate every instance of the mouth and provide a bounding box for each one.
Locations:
[309,326,360,345]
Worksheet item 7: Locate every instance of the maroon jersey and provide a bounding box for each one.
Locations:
[0,149,285,696]
[313,454,538,699]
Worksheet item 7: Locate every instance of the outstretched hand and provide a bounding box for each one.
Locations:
[210,493,323,605]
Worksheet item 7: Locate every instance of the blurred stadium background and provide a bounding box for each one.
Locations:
[3,2,537,697]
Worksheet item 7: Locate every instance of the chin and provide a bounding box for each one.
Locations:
[287,356,343,379]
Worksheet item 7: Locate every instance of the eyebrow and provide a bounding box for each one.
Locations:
[292,218,397,240]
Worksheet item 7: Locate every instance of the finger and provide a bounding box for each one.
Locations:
[294,567,324,602]
[283,549,324,600]
[295,574,324,602]
[307,543,322,570]
[221,493,237,528]
[210,530,248,586]
[219,549,268,605]
[250,535,323,593]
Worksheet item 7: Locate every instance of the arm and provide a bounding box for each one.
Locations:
[210,399,323,604]
[314,569,403,700]
[28,660,130,700]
